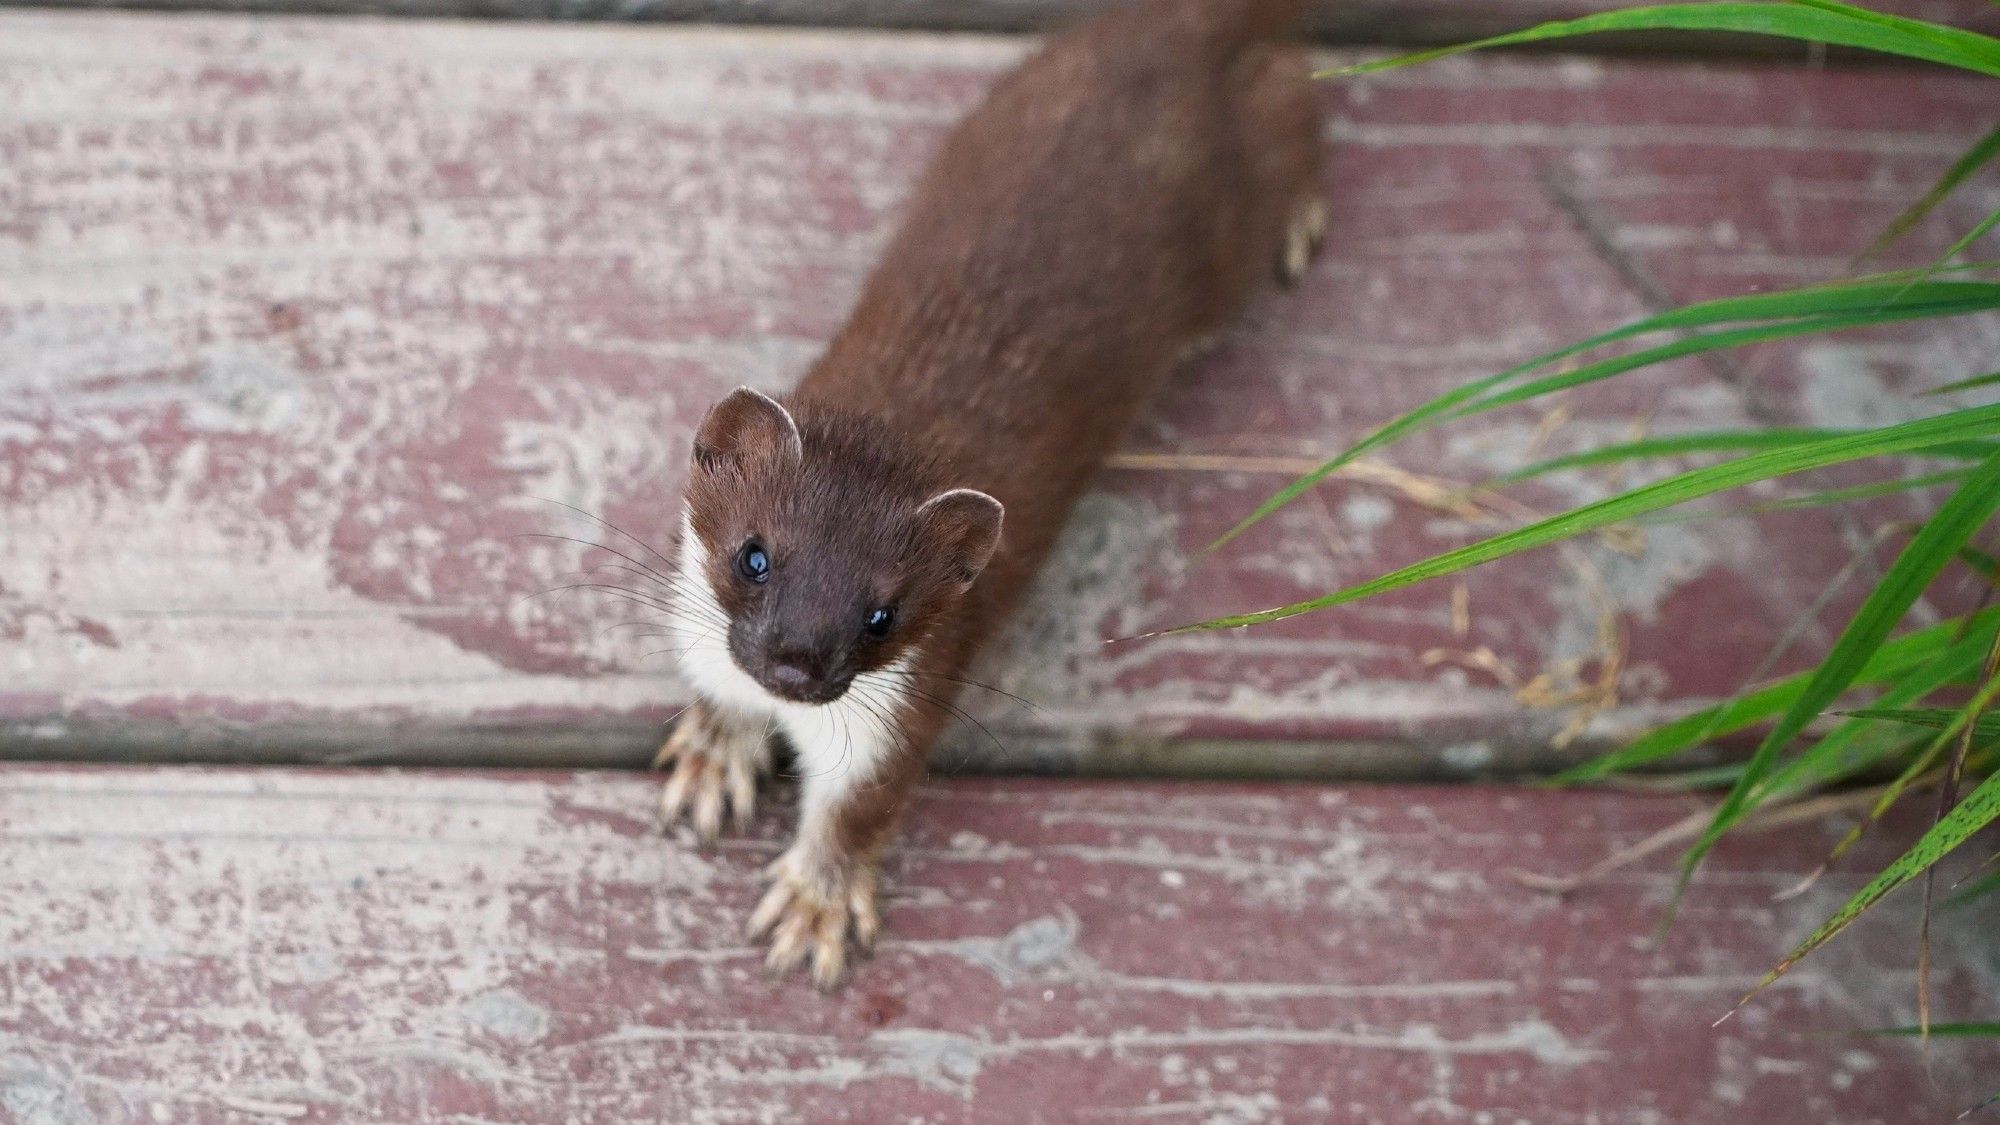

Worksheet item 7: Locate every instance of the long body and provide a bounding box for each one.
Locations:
[660,0,1326,987]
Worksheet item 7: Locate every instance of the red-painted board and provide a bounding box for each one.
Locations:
[2,14,1997,770]
[14,0,2000,55]
[0,766,1994,1122]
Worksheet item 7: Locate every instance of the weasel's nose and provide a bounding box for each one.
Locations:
[770,659,816,692]
[765,652,841,703]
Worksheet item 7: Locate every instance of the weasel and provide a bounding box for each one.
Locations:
[658,0,1326,987]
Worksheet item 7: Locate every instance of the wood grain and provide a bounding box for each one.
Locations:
[3,13,1997,771]
[0,765,1994,1122]
[11,0,2000,56]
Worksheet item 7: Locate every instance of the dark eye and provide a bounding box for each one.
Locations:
[864,606,895,638]
[734,540,770,585]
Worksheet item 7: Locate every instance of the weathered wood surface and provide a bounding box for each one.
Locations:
[1,765,1995,1122]
[13,0,2000,57]
[3,13,1998,772]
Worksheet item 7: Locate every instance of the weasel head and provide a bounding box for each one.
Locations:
[677,387,1003,707]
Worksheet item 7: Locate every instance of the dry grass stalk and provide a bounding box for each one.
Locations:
[1508,784,1899,897]
[1110,445,1632,746]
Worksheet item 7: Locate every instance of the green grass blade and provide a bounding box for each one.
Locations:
[1751,634,1999,799]
[1500,429,1842,483]
[1894,204,2000,303]
[1206,280,2000,550]
[1739,769,2000,1002]
[1853,1023,2000,1037]
[1938,203,2000,273]
[1948,868,2000,905]
[1927,371,2000,397]
[1499,429,1998,484]
[1170,405,2000,633]
[1843,707,2000,742]
[1637,468,1974,525]
[1860,125,2000,263]
[1553,610,2000,783]
[1734,469,1973,512]
[1785,658,2000,882]
[1683,448,2000,881]
[1317,3,2000,79]
[1449,303,2000,422]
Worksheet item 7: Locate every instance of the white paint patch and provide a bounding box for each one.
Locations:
[1798,347,1909,429]
[0,492,678,715]
[460,989,550,1043]
[1440,742,1494,771]
[1340,493,1394,533]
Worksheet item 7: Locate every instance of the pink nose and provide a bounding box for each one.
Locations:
[770,660,817,692]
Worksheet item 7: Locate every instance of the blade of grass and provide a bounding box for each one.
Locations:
[1681,449,2000,892]
[1894,204,2000,303]
[1554,609,2000,783]
[1450,304,2000,422]
[1843,707,2000,742]
[1858,126,2000,264]
[1947,868,2000,905]
[1927,372,2000,397]
[1963,545,2000,583]
[1918,636,2000,1041]
[1317,2,2000,79]
[1729,768,2000,1011]
[1498,430,1997,485]
[1636,471,1970,525]
[1207,280,2000,550]
[1852,1023,2000,1037]
[1166,405,2000,634]
[1777,650,2000,906]
[1751,632,2000,801]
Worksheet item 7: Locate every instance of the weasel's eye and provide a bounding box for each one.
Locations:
[734,540,770,585]
[864,606,896,638]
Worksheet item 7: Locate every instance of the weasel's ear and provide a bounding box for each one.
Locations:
[692,387,803,474]
[916,488,1004,586]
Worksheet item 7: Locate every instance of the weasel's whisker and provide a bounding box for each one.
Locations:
[889,678,1010,760]
[515,531,683,595]
[525,498,682,576]
[560,561,731,632]
[880,668,1042,714]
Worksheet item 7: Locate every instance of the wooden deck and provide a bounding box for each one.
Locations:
[4,11,1998,773]
[4,7,2000,1119]
[15,0,2000,56]
[1,765,1995,1123]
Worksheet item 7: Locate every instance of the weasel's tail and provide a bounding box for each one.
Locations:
[1167,0,1316,57]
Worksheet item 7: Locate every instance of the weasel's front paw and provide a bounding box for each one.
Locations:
[654,702,770,843]
[747,847,881,990]
[1278,194,1328,288]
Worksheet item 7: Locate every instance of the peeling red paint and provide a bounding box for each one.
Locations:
[1,14,1996,766]
[0,766,1993,1122]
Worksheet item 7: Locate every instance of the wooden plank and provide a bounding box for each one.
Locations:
[0,765,1994,1122]
[3,13,1997,772]
[11,0,1999,57]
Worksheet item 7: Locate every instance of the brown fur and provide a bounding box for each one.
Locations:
[671,0,1326,984]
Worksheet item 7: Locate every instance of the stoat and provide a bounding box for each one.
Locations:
[659,0,1326,987]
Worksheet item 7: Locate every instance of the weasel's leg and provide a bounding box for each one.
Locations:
[749,705,931,989]
[654,699,772,842]
[1235,44,1328,288]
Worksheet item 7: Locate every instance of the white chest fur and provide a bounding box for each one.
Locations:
[670,515,914,815]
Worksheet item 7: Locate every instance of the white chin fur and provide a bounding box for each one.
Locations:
[671,512,914,811]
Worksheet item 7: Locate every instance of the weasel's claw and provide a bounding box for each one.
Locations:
[1279,194,1328,288]
[655,706,768,843]
[750,849,879,990]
